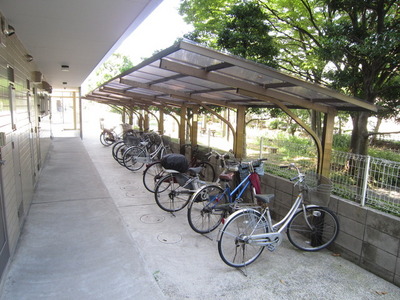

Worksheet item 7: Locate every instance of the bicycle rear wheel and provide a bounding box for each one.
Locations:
[197,161,216,182]
[123,146,146,171]
[142,161,165,193]
[154,174,192,212]
[187,185,227,234]
[287,206,339,251]
[100,131,114,146]
[218,209,267,268]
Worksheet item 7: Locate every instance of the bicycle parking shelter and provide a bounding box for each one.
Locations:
[84,40,377,177]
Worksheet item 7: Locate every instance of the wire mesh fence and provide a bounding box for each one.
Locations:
[260,139,400,216]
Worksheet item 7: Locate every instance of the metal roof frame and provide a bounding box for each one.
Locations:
[84,40,377,175]
[85,39,376,112]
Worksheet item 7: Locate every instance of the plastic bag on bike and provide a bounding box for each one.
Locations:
[161,154,189,173]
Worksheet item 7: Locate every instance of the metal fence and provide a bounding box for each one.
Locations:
[330,151,400,216]
[260,141,400,216]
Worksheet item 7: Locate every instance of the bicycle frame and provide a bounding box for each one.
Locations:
[206,172,255,211]
[136,137,168,163]
[239,191,317,247]
[226,172,253,203]
[149,140,166,160]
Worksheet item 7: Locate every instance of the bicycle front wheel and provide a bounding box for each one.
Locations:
[142,161,165,193]
[218,209,268,268]
[123,146,146,171]
[287,206,339,251]
[154,174,192,212]
[112,141,126,165]
[187,185,227,234]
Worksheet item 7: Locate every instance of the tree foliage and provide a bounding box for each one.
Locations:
[86,53,134,92]
[180,0,278,66]
[180,0,400,155]
[216,2,278,67]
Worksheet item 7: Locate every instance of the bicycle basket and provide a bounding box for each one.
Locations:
[255,163,265,176]
[238,162,264,181]
[124,135,141,146]
[304,173,332,206]
[121,123,132,133]
[238,163,250,181]
[161,135,171,146]
[226,161,239,172]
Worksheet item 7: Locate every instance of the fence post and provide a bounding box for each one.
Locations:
[360,155,371,207]
[259,136,263,158]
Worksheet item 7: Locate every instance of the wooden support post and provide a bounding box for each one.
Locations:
[159,109,164,134]
[179,106,187,153]
[122,107,126,124]
[191,107,199,147]
[144,110,149,132]
[138,112,144,131]
[319,108,337,177]
[234,106,246,159]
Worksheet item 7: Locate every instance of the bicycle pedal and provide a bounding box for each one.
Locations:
[267,245,276,252]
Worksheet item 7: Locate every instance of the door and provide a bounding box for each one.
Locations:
[0,161,10,280]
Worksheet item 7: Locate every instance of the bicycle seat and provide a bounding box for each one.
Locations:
[219,172,235,182]
[188,167,203,176]
[255,194,275,204]
[164,169,180,174]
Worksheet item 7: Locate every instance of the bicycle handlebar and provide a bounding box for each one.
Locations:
[280,163,305,184]
[205,150,231,159]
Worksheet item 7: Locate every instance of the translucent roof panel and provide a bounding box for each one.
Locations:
[85,40,377,113]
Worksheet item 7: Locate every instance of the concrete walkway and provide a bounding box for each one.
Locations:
[1,134,399,299]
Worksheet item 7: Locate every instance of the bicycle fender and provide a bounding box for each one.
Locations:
[217,208,261,241]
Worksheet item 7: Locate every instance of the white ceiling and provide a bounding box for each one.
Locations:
[0,0,162,90]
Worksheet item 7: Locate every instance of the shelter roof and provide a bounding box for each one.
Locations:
[85,40,377,113]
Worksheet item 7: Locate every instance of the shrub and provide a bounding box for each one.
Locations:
[333,134,350,151]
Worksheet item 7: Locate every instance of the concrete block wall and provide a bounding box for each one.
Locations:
[261,173,400,287]
[169,141,400,286]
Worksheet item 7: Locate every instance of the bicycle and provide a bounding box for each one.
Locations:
[100,127,117,146]
[217,163,339,268]
[182,144,216,182]
[153,154,205,212]
[142,145,218,193]
[187,158,267,234]
[122,133,172,171]
[100,123,134,146]
[111,130,144,165]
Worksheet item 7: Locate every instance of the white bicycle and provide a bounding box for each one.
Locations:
[217,163,339,268]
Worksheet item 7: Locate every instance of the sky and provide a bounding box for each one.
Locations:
[82,0,192,92]
[116,0,193,64]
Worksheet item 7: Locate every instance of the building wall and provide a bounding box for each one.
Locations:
[0,10,50,273]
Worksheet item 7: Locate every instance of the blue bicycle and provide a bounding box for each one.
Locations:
[187,158,267,234]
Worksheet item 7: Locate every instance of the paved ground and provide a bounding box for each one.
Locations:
[1,132,399,299]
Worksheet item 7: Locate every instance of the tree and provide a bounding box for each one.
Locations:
[86,53,134,92]
[216,2,278,67]
[180,1,280,156]
[317,0,400,155]
[179,0,231,46]
[180,0,400,155]
[258,0,400,154]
